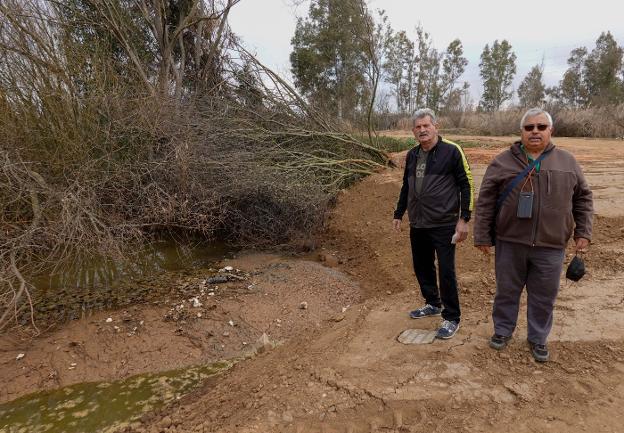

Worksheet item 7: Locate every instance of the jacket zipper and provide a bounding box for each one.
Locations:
[531,173,540,246]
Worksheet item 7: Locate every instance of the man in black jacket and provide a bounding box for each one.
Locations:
[393,108,474,339]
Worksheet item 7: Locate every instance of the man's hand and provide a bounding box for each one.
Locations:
[392,219,402,232]
[475,245,491,255]
[454,219,469,243]
[575,237,590,253]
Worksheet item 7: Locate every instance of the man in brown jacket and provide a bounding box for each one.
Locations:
[473,108,593,362]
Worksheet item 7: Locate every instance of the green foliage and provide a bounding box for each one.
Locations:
[383,30,415,114]
[289,0,371,120]
[479,40,517,111]
[584,32,624,105]
[551,32,624,108]
[382,27,468,115]
[518,64,546,107]
[554,48,590,107]
[438,39,469,113]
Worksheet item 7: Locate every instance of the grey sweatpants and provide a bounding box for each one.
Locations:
[493,239,565,345]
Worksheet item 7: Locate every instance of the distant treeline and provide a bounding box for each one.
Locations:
[290,0,624,135]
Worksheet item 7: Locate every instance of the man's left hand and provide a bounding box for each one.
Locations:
[454,219,469,243]
[575,237,590,253]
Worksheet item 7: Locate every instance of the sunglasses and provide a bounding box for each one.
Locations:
[523,123,549,132]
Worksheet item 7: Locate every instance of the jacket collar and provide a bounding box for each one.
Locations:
[511,140,555,159]
[416,135,443,154]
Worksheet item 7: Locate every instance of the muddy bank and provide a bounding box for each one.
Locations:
[0,253,360,405]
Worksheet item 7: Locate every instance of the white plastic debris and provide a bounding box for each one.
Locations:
[228,320,235,327]
[197,312,202,318]
[105,317,113,323]
[190,297,203,308]
[219,265,234,272]
[16,353,25,361]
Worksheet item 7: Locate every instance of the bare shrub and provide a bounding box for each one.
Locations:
[551,105,624,138]
[0,1,387,332]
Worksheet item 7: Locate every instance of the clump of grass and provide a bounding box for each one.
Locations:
[374,135,415,152]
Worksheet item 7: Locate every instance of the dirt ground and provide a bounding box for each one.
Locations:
[2,134,624,433]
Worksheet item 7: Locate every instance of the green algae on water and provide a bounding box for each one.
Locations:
[0,361,231,433]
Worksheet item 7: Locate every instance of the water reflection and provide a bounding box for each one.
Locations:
[26,240,232,324]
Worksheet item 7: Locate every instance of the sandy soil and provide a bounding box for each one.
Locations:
[2,135,624,433]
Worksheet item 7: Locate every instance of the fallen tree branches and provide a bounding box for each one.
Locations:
[0,1,389,332]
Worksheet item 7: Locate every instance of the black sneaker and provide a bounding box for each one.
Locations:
[409,304,442,319]
[528,341,549,362]
[489,334,512,350]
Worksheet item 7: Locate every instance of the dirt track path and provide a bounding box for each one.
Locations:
[117,136,624,433]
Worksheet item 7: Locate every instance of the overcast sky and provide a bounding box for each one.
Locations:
[229,0,624,104]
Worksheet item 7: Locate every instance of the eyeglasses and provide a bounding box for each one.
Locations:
[523,124,549,132]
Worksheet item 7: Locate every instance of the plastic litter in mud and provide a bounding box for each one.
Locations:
[397,328,437,345]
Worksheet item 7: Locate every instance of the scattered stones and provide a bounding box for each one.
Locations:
[160,416,173,428]
[219,266,234,272]
[256,333,274,354]
[207,275,229,284]
[318,252,339,267]
[16,353,25,361]
[299,302,308,310]
[105,317,113,323]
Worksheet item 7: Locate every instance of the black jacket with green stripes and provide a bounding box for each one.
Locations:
[394,136,474,228]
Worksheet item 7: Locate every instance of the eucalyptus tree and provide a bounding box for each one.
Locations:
[518,64,546,107]
[478,39,517,111]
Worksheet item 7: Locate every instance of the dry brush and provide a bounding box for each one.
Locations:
[0,0,388,332]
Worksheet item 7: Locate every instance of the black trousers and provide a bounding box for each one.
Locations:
[409,225,461,322]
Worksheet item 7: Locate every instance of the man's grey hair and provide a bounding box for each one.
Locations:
[412,108,437,126]
[520,108,553,128]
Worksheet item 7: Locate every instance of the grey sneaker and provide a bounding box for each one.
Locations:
[409,304,442,319]
[489,334,512,350]
[436,320,460,339]
[528,341,549,362]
